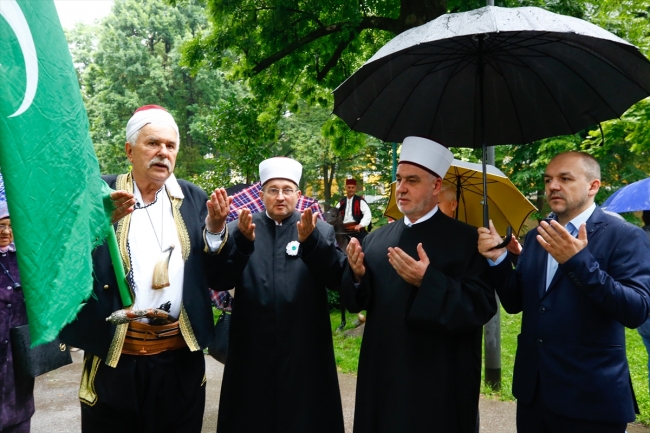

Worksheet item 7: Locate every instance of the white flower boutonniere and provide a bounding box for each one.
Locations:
[286,240,300,256]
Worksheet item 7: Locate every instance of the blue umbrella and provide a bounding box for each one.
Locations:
[601,178,650,213]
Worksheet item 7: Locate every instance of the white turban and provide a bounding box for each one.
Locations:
[399,136,453,178]
[126,105,180,147]
[259,157,302,186]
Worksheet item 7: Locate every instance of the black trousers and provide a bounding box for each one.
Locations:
[516,379,627,433]
[81,347,206,433]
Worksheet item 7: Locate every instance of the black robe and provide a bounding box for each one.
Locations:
[342,211,496,433]
[216,212,346,433]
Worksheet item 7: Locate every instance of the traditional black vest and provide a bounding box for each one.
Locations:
[339,195,371,231]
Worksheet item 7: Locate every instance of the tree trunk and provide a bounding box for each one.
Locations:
[398,0,448,31]
[322,163,336,211]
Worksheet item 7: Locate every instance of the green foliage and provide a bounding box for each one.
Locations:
[627,326,650,425]
[278,102,371,205]
[67,0,234,178]
[189,159,236,194]
[328,290,342,309]
[197,94,283,183]
[368,197,389,228]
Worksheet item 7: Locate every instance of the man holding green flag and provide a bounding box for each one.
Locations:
[1,1,253,431]
[61,105,253,432]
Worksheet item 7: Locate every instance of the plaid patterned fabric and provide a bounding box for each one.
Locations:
[211,289,232,312]
[226,182,324,223]
[210,182,324,308]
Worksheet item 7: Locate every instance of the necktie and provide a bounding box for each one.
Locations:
[545,222,577,290]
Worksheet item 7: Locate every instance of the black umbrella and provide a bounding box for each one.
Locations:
[334,5,650,243]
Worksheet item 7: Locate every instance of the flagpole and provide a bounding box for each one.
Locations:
[106,228,132,307]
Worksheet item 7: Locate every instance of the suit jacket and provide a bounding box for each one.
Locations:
[490,206,650,423]
[60,174,246,367]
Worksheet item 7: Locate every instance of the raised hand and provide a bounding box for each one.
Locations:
[346,237,365,281]
[536,220,587,264]
[109,190,136,224]
[477,220,506,262]
[297,208,319,243]
[506,236,523,255]
[387,243,430,287]
[206,188,232,233]
[237,208,256,241]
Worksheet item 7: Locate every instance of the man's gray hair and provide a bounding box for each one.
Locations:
[127,129,141,147]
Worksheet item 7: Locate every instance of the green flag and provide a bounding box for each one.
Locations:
[0,0,112,345]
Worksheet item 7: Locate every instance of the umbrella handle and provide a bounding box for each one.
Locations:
[490,225,513,251]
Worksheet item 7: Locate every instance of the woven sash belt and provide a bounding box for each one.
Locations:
[344,222,365,232]
[122,320,186,356]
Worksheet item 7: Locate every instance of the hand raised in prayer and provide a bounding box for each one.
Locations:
[206,188,232,234]
[388,243,430,287]
[109,190,136,224]
[297,208,318,243]
[506,236,523,255]
[346,238,365,282]
[237,209,256,241]
[477,220,506,262]
[536,220,587,264]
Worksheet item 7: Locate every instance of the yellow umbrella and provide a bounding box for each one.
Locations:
[384,159,536,236]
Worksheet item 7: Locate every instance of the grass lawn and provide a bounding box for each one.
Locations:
[330,307,650,425]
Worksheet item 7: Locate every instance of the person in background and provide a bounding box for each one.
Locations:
[438,181,458,218]
[0,202,34,433]
[337,178,372,242]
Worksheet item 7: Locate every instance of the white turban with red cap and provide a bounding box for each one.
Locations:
[126,105,180,147]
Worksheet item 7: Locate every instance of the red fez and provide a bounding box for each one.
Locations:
[345,178,357,186]
[134,104,169,114]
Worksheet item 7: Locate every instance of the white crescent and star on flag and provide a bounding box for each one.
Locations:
[0,0,38,118]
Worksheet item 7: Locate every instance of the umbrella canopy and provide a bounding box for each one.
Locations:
[601,178,650,213]
[226,182,324,223]
[333,5,650,148]
[384,159,536,235]
[226,183,252,195]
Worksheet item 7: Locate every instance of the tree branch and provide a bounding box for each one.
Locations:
[251,16,398,74]
[316,36,354,82]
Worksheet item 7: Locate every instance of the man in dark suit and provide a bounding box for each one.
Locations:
[478,151,650,433]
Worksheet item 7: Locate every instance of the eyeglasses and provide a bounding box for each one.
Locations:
[0,225,12,232]
[263,188,297,197]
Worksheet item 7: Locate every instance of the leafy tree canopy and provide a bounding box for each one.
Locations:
[67,0,236,178]
[179,0,592,106]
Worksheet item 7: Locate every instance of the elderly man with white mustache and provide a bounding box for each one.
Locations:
[61,105,254,433]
